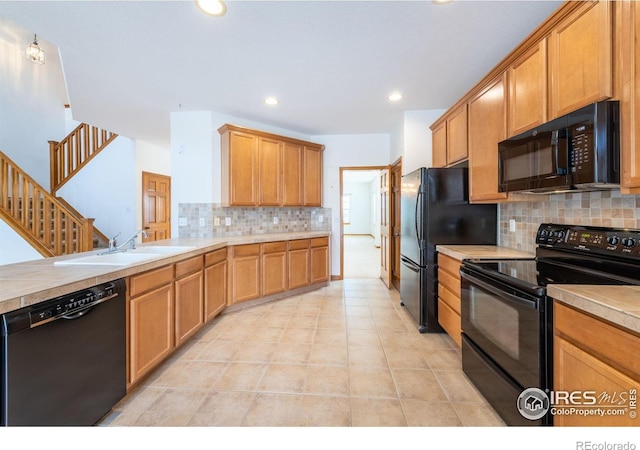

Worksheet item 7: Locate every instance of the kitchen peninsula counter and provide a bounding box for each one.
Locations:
[435,244,534,260]
[0,231,330,314]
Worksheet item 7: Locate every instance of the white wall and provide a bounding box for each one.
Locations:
[311,134,390,277]
[343,182,372,235]
[0,18,68,264]
[402,110,445,175]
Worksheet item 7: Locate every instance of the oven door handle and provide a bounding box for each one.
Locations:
[461,271,538,310]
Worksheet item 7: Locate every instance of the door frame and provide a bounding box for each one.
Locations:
[338,165,390,282]
[390,157,402,291]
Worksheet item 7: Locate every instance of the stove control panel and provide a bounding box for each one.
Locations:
[536,223,640,258]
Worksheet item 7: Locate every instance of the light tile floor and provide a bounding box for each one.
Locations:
[105,279,505,427]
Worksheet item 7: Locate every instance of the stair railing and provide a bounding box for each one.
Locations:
[49,123,118,195]
[0,151,95,257]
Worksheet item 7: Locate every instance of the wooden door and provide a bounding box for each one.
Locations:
[446,104,468,165]
[379,167,391,288]
[548,0,613,118]
[258,137,282,206]
[142,172,171,242]
[204,248,227,322]
[262,242,287,295]
[390,160,402,291]
[508,39,548,137]
[282,142,304,205]
[288,240,310,289]
[469,74,509,203]
[228,131,258,206]
[431,121,447,167]
[303,146,322,206]
[231,244,261,303]
[175,270,204,346]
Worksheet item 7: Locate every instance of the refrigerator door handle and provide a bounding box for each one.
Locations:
[400,255,421,273]
[415,191,422,244]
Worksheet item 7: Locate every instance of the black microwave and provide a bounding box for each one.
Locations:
[498,100,620,194]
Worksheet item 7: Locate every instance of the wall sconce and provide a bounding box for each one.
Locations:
[26,34,45,65]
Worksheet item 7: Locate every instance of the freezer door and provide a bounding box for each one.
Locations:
[400,168,426,266]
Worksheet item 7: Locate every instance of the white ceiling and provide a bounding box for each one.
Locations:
[0,0,563,148]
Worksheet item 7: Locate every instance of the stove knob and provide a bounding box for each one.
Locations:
[608,236,620,245]
[622,238,635,248]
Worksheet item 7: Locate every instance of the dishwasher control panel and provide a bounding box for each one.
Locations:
[29,282,119,327]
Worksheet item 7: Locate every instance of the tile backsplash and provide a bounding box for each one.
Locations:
[178,204,332,238]
[499,190,640,254]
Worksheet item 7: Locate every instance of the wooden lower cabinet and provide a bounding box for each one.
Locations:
[288,239,310,289]
[436,253,462,347]
[230,244,261,304]
[129,266,174,385]
[204,248,227,322]
[174,256,204,347]
[262,242,287,296]
[554,301,640,426]
[310,237,329,284]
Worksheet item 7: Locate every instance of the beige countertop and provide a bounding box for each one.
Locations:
[436,244,534,261]
[548,285,640,335]
[0,231,330,314]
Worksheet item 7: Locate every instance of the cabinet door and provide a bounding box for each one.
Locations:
[554,335,640,426]
[262,242,287,296]
[618,0,640,192]
[288,240,310,289]
[228,131,258,206]
[175,270,204,346]
[204,249,227,322]
[282,141,304,206]
[303,146,322,206]
[508,40,548,136]
[446,104,468,165]
[231,244,261,303]
[310,240,329,284]
[431,121,447,168]
[468,73,509,202]
[129,283,174,384]
[549,0,613,118]
[258,137,282,206]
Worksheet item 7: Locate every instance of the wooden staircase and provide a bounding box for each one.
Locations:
[1,123,116,257]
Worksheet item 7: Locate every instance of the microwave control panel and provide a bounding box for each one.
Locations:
[536,223,640,258]
[569,122,593,175]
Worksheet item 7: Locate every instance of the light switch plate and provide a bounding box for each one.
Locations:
[273,217,278,225]
[319,215,324,223]
[509,219,516,232]
[199,218,205,227]
[214,217,220,226]
[178,217,187,226]
[225,217,232,226]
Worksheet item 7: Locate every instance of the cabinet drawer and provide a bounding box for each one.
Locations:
[554,301,640,380]
[438,253,461,279]
[310,237,329,248]
[438,267,460,295]
[129,265,174,297]
[289,239,310,250]
[175,255,203,278]
[262,241,286,254]
[438,282,461,315]
[233,244,260,257]
[438,298,461,347]
[204,247,227,267]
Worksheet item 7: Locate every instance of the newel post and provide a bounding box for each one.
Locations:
[80,217,95,252]
[48,140,59,195]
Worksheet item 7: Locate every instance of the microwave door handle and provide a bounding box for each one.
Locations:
[552,129,568,175]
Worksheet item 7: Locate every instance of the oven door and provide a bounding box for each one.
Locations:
[460,267,545,390]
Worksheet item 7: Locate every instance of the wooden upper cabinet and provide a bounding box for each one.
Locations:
[303,146,323,206]
[468,74,508,203]
[548,0,613,119]
[446,104,468,165]
[222,129,258,206]
[617,0,640,193]
[431,121,447,168]
[508,39,548,137]
[258,137,282,206]
[219,124,323,207]
[282,141,304,206]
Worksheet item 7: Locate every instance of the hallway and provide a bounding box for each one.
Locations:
[343,235,380,279]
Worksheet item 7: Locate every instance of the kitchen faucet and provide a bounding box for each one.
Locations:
[102,228,149,254]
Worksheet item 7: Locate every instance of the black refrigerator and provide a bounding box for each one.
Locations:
[400,167,497,333]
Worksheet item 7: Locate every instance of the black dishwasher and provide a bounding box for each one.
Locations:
[1,279,126,426]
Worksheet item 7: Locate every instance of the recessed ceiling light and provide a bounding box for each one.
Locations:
[196,0,227,16]
[432,0,453,4]
[388,92,403,102]
[265,97,279,106]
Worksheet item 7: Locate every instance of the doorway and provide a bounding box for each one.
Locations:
[339,166,391,285]
[141,171,171,242]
